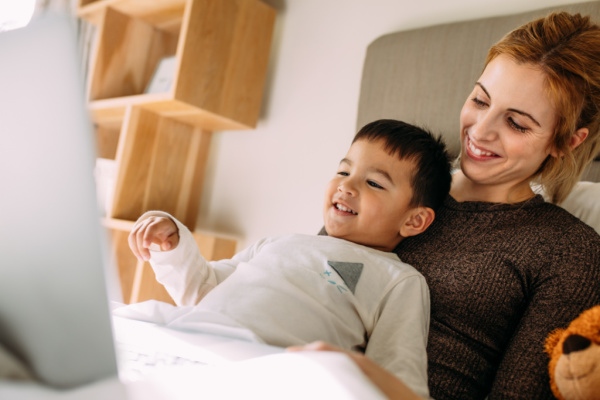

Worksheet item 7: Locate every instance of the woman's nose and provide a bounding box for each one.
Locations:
[471,112,498,142]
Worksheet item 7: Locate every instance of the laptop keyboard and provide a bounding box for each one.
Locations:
[116,342,208,381]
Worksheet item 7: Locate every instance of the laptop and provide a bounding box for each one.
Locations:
[0,7,119,389]
[0,6,282,394]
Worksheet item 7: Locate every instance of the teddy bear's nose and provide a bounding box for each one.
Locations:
[562,334,591,355]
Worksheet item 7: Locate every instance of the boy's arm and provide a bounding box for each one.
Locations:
[364,273,431,399]
[135,211,239,306]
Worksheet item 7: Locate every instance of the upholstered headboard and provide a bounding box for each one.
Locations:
[357,1,600,183]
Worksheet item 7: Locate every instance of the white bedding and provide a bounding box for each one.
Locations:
[111,300,388,399]
[124,351,387,400]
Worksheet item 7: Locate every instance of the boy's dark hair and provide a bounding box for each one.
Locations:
[353,119,452,210]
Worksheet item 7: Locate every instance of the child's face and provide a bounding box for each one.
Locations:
[323,138,417,252]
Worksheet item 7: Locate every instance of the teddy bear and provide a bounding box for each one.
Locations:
[545,305,600,400]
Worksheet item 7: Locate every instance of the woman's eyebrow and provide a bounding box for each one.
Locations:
[475,82,541,127]
[475,81,492,99]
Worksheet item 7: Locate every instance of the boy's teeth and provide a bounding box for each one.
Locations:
[336,204,357,214]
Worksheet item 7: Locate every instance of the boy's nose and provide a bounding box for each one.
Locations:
[338,181,357,196]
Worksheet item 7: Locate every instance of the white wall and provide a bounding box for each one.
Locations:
[196,0,588,250]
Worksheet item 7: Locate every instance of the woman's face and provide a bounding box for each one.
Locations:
[458,55,558,201]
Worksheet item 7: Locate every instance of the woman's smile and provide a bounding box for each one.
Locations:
[466,136,498,158]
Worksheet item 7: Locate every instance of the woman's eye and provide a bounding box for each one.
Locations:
[367,180,383,189]
[471,97,487,108]
[337,171,349,176]
[508,117,528,133]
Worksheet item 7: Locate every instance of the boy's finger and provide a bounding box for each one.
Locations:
[136,220,154,261]
[128,223,145,261]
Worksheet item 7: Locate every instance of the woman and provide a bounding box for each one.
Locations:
[292,11,600,400]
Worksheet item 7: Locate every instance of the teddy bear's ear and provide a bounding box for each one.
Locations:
[545,328,565,355]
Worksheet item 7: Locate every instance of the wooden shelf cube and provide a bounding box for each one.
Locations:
[82,0,276,131]
[108,106,212,228]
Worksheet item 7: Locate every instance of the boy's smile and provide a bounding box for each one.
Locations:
[333,202,357,215]
[323,138,418,252]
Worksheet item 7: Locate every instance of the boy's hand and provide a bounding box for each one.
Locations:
[128,215,180,261]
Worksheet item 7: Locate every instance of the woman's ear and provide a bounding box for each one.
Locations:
[570,127,589,150]
[551,127,589,157]
[399,207,435,238]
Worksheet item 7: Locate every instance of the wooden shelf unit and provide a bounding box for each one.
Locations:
[80,0,276,303]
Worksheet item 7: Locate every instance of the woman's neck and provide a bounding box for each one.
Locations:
[450,171,536,204]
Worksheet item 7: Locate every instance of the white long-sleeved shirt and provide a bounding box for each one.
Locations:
[147,212,431,398]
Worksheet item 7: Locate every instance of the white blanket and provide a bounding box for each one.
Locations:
[110,300,388,399]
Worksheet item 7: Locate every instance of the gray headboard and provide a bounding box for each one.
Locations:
[357,1,600,182]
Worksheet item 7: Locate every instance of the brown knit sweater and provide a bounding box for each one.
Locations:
[395,194,600,400]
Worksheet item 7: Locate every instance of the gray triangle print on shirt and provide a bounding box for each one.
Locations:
[327,261,364,294]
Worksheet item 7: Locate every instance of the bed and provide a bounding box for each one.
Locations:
[119,1,600,398]
[108,2,600,399]
[121,2,600,398]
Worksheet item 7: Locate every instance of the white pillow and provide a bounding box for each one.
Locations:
[559,181,600,235]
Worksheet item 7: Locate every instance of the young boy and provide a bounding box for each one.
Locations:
[128,119,451,398]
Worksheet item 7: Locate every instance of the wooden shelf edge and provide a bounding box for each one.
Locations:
[78,0,187,27]
[101,217,135,231]
[89,93,171,110]
[89,96,254,131]
[101,217,239,242]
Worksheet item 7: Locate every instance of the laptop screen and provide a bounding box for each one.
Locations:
[0,9,119,388]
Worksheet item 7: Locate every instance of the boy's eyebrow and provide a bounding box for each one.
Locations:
[339,158,394,184]
[475,82,541,127]
[373,168,394,184]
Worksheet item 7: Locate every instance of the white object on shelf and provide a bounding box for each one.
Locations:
[94,157,116,217]
[145,55,177,94]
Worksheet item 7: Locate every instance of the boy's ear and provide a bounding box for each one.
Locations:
[399,207,435,238]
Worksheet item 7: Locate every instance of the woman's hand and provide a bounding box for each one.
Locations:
[287,341,426,400]
[128,215,179,261]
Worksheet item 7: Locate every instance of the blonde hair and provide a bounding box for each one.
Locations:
[486,12,600,204]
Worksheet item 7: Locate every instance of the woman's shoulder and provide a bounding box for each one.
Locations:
[534,196,600,241]
[539,202,600,251]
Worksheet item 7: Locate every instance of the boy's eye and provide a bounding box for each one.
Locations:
[337,171,349,176]
[367,180,383,189]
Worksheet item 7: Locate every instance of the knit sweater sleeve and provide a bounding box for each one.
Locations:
[488,222,600,399]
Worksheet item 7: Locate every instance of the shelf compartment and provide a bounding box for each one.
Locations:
[88,8,180,102]
[85,0,276,130]
[94,123,121,160]
[110,106,211,229]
